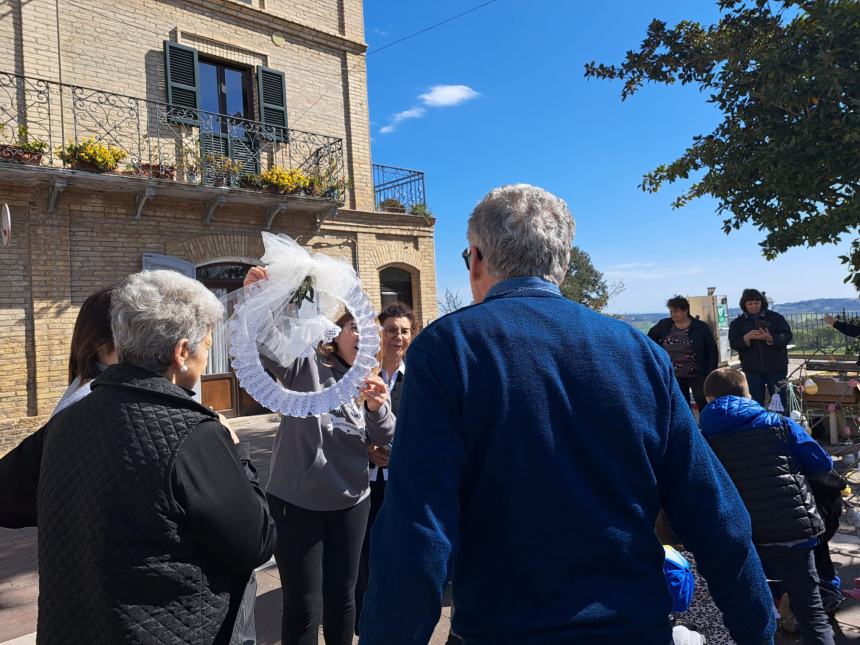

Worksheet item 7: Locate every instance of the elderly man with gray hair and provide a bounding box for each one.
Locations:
[360,185,776,644]
[0,269,276,645]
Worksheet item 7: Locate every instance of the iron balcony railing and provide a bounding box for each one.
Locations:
[0,71,345,198]
[373,163,426,214]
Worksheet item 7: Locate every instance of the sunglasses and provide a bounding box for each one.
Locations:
[461,246,483,270]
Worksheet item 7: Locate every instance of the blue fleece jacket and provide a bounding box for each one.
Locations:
[359,277,775,645]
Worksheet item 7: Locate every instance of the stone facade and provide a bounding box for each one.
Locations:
[0,0,437,452]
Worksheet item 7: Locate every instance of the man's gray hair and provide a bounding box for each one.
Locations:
[111,270,224,374]
[467,184,575,285]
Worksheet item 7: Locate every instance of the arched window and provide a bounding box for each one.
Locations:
[379,267,413,309]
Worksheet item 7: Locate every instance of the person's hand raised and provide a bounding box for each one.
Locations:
[243,266,268,288]
[361,375,389,412]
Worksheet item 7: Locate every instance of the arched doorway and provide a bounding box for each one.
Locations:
[379,266,413,309]
[197,262,267,417]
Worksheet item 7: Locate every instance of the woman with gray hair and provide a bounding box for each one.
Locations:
[0,269,276,645]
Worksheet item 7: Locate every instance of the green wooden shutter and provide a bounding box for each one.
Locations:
[164,41,199,124]
[257,66,288,139]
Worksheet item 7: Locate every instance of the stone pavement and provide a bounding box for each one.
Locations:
[1,412,859,643]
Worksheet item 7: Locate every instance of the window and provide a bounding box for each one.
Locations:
[379,267,413,309]
[198,59,252,123]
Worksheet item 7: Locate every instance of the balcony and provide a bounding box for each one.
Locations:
[0,71,345,225]
[373,163,427,216]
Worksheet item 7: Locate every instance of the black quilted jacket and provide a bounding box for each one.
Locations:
[706,423,824,545]
[0,363,276,644]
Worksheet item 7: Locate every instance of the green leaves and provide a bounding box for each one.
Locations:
[587,0,860,283]
[560,247,623,311]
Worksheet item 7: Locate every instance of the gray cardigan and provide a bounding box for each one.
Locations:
[264,353,396,511]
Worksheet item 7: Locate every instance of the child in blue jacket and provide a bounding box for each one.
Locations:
[700,368,834,645]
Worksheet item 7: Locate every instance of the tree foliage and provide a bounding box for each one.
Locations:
[560,247,624,311]
[585,0,860,282]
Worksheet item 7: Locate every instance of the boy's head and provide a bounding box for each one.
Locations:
[704,367,751,402]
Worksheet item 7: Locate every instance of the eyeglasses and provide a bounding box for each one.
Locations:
[461,246,483,270]
[383,326,412,339]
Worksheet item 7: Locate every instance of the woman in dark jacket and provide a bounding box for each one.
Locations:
[648,295,718,414]
[728,288,793,407]
[0,269,276,645]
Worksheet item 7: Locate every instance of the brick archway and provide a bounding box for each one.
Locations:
[165,234,265,265]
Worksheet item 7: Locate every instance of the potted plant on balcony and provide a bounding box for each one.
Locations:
[205,154,245,187]
[379,197,406,213]
[238,173,263,190]
[57,138,127,173]
[136,161,177,181]
[261,166,310,194]
[176,145,201,184]
[409,203,433,221]
[0,125,48,165]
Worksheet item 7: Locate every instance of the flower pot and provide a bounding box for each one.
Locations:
[137,163,176,180]
[70,160,111,173]
[0,144,44,165]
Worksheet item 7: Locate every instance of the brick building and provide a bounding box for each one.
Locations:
[0,0,437,451]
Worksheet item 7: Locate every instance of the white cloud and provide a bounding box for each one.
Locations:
[378,107,426,134]
[418,84,479,107]
[372,27,390,36]
[604,262,705,281]
[392,107,426,122]
[379,85,478,135]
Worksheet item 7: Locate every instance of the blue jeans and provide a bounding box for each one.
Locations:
[745,370,787,409]
[758,545,834,645]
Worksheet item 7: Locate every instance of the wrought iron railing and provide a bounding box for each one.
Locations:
[785,311,860,356]
[0,71,345,199]
[373,163,426,214]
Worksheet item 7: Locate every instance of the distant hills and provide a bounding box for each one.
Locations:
[771,298,860,315]
[619,297,860,332]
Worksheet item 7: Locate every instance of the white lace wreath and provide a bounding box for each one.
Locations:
[227,233,380,418]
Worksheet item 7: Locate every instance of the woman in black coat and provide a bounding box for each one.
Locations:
[728,288,793,407]
[648,295,718,414]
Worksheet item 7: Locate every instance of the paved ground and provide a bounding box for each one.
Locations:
[1,412,859,643]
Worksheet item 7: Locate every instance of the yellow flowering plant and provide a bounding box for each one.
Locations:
[261,166,310,194]
[57,138,127,172]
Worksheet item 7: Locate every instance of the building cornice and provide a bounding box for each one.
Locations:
[165,0,368,54]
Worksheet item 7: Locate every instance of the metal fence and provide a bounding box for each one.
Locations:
[372,163,426,213]
[0,71,345,196]
[785,312,860,356]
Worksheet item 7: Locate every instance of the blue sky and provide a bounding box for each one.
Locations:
[362,0,857,313]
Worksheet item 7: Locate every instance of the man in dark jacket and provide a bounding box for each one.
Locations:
[0,270,276,645]
[360,184,776,645]
[701,367,834,645]
[647,295,718,414]
[728,288,793,407]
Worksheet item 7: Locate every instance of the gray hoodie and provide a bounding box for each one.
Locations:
[264,353,396,511]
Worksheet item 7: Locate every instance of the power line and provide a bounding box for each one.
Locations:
[292,0,502,126]
[367,0,500,56]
